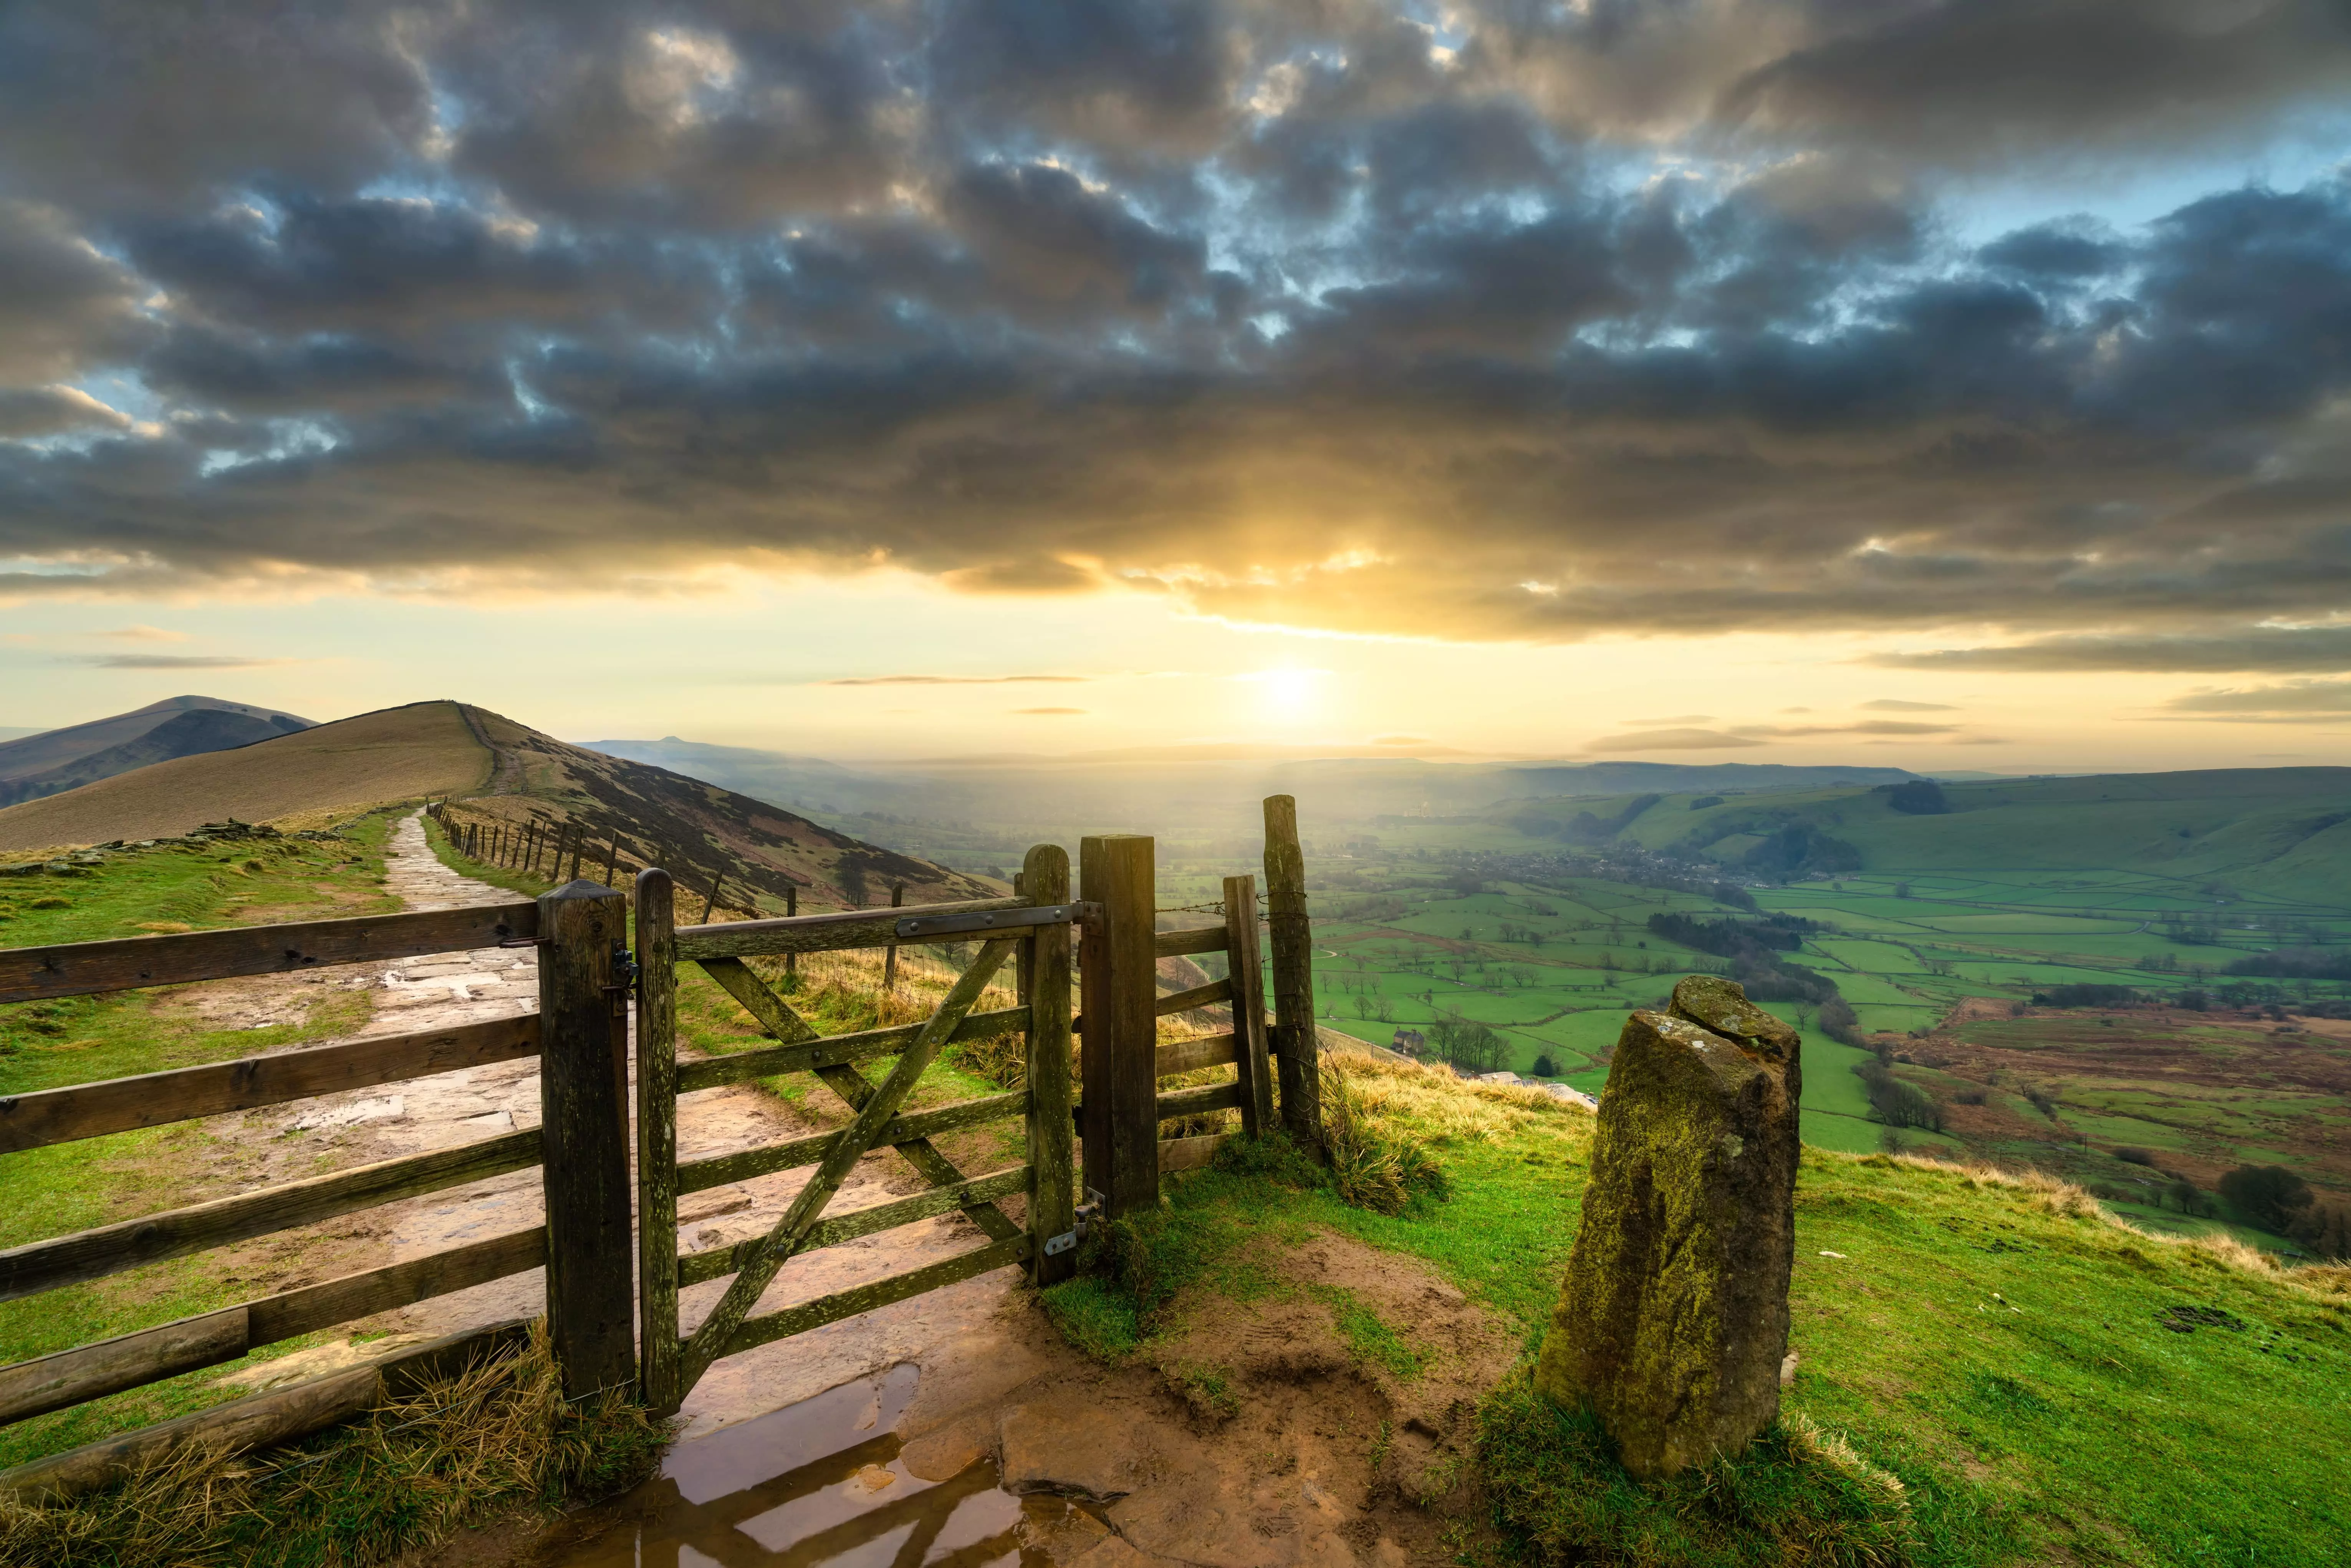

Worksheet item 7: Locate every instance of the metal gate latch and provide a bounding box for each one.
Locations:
[1045,1189,1107,1257]
[605,940,641,996]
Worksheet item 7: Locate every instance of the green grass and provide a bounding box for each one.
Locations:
[1480,1373,1937,1567]
[1044,1058,2351,1566]
[0,1324,671,1568]
[0,812,414,1468]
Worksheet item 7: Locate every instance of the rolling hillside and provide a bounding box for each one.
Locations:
[452,708,991,909]
[0,696,312,807]
[0,700,987,910]
[1485,768,2351,906]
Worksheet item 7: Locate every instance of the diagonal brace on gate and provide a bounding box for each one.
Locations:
[676,936,1020,1391]
[696,956,1022,1244]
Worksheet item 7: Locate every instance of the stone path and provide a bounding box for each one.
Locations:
[250,813,1026,1439]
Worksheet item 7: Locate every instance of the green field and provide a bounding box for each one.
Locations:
[1143,768,2351,1253]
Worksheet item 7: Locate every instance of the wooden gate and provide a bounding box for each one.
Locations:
[630,844,1085,1414]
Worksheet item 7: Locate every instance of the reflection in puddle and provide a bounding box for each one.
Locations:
[554,1365,1080,1568]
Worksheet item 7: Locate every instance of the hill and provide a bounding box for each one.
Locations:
[451,709,991,909]
[1564,767,2351,905]
[0,696,311,804]
[0,708,316,808]
[0,700,988,910]
[0,701,486,849]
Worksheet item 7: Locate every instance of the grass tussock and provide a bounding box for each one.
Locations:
[1478,1369,1919,1568]
[0,1324,671,1568]
[1320,1060,1449,1215]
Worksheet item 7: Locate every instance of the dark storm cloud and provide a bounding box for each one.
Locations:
[5,0,2351,647]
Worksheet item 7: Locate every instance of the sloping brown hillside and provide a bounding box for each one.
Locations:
[0,701,488,851]
[0,699,986,909]
[446,707,992,911]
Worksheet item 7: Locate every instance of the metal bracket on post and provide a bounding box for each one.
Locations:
[1044,1188,1107,1258]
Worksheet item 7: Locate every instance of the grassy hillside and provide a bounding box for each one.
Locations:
[0,699,990,910]
[0,701,487,853]
[447,707,995,911]
[1546,768,2351,907]
[1068,1054,2351,1567]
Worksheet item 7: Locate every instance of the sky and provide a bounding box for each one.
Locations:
[5,1,2351,773]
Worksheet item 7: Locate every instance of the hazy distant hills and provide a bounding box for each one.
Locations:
[0,695,312,807]
[578,739,1923,843]
[578,736,924,818]
[0,701,986,910]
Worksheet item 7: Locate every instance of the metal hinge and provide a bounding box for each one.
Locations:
[606,939,640,996]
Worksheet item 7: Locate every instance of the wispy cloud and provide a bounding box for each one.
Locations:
[87,625,189,643]
[65,654,298,669]
[1860,699,1957,712]
[828,674,1091,686]
[2161,680,2351,719]
[1010,706,1087,715]
[1586,728,1767,752]
[1733,720,1961,737]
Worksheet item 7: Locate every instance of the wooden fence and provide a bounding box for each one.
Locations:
[0,795,1323,1495]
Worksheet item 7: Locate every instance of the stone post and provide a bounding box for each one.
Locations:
[1534,976,1802,1478]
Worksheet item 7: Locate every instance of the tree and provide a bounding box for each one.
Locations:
[1532,1053,1559,1078]
[2219,1164,2316,1232]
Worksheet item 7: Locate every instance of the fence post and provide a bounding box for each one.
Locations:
[882,882,905,992]
[1022,845,1077,1285]
[1262,796,1323,1148]
[633,869,681,1414]
[1079,835,1158,1217]
[1223,873,1274,1138]
[536,878,635,1399]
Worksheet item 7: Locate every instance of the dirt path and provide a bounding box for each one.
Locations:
[232,813,1030,1440]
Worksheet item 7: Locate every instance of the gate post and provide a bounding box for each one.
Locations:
[1223,873,1274,1137]
[1021,845,1077,1285]
[1263,796,1323,1148]
[633,868,681,1414]
[1079,835,1158,1217]
[537,878,636,1399]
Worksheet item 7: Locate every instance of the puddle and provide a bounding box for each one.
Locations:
[551,1365,1086,1568]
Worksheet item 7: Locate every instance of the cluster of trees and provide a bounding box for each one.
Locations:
[2224,948,2351,982]
[2031,983,2143,1008]
[2219,1165,2351,1259]
[1855,1058,1946,1131]
[1646,911,1814,959]
[1427,1017,1512,1075]
[1876,780,1952,815]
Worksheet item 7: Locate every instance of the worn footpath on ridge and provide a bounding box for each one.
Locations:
[217,812,1028,1440]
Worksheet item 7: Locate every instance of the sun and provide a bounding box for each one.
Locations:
[1255,667,1323,712]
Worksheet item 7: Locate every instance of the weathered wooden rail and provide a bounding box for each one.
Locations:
[0,899,569,1495]
[0,793,1329,1492]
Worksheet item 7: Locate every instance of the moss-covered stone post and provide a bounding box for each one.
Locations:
[1535,976,1802,1477]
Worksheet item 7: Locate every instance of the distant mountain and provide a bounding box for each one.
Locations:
[0,696,311,800]
[0,701,988,909]
[1475,762,1919,801]
[0,707,310,808]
